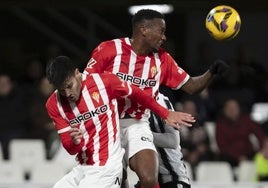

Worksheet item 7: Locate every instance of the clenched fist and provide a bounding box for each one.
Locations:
[69,127,83,145]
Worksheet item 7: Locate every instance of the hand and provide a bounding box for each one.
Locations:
[69,127,83,145]
[209,59,230,77]
[164,111,196,129]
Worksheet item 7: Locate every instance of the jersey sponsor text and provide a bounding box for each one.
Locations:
[116,72,156,87]
[69,104,108,126]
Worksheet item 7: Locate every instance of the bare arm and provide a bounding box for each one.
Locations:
[181,70,213,95]
[182,59,229,95]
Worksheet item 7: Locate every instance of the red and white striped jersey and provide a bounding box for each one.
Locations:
[84,37,190,120]
[46,73,168,166]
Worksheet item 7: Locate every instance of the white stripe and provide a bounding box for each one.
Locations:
[82,73,87,81]
[82,85,101,165]
[140,57,151,89]
[174,74,190,90]
[141,54,161,120]
[112,99,119,134]
[92,74,116,158]
[56,92,69,121]
[112,39,122,74]
[126,82,132,96]
[57,126,71,134]
[68,98,89,164]
[125,37,131,45]
[153,53,161,97]
[120,50,136,114]
[128,50,137,75]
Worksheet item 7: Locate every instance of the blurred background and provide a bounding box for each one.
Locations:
[0,0,268,187]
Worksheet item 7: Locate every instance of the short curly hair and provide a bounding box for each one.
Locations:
[132,9,164,28]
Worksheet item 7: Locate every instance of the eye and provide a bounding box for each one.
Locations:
[66,83,73,89]
[160,28,166,35]
[58,82,73,95]
[58,89,66,96]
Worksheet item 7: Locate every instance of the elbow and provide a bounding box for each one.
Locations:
[187,89,196,95]
[62,144,78,155]
[62,141,82,155]
[187,86,203,95]
[169,142,178,149]
[168,134,180,149]
[183,77,205,95]
[59,133,83,155]
[182,85,198,95]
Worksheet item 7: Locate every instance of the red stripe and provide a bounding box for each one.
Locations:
[90,76,110,165]
[78,92,95,165]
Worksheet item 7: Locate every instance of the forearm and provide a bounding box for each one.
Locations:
[153,132,179,149]
[60,132,84,155]
[182,70,213,94]
[129,86,169,119]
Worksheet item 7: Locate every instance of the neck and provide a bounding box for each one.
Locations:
[130,38,151,56]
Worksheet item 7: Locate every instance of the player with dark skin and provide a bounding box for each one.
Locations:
[84,9,229,188]
[128,10,227,188]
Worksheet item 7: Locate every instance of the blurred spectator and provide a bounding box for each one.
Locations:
[0,73,28,159]
[1,40,26,80]
[254,139,268,181]
[179,99,214,169]
[216,98,267,167]
[261,120,268,136]
[213,43,268,104]
[23,59,44,85]
[179,87,216,123]
[235,43,268,97]
[197,87,217,122]
[28,77,57,159]
[20,59,46,117]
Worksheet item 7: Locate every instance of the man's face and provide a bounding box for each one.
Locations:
[0,75,12,96]
[223,99,240,121]
[143,18,167,51]
[58,69,82,102]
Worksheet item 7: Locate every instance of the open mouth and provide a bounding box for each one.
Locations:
[158,41,164,47]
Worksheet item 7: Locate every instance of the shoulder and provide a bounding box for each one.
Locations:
[97,38,126,49]
[98,39,115,48]
[156,48,175,63]
[241,115,259,125]
[157,48,169,57]
[46,92,57,110]
[92,40,116,56]
[88,73,118,83]
[100,72,118,81]
[93,38,125,58]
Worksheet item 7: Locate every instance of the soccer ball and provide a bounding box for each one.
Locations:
[205,5,241,41]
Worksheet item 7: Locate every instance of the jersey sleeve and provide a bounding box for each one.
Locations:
[160,51,190,90]
[84,41,115,74]
[46,95,84,155]
[106,74,169,119]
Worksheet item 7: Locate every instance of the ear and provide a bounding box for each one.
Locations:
[74,68,80,76]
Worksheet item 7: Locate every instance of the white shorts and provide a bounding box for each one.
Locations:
[120,118,156,165]
[53,158,123,188]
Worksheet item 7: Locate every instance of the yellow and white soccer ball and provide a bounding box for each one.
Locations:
[205,5,241,41]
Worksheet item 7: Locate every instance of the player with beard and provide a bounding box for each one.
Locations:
[84,9,229,188]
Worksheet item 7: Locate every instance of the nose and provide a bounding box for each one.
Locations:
[64,89,72,97]
[162,34,167,41]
